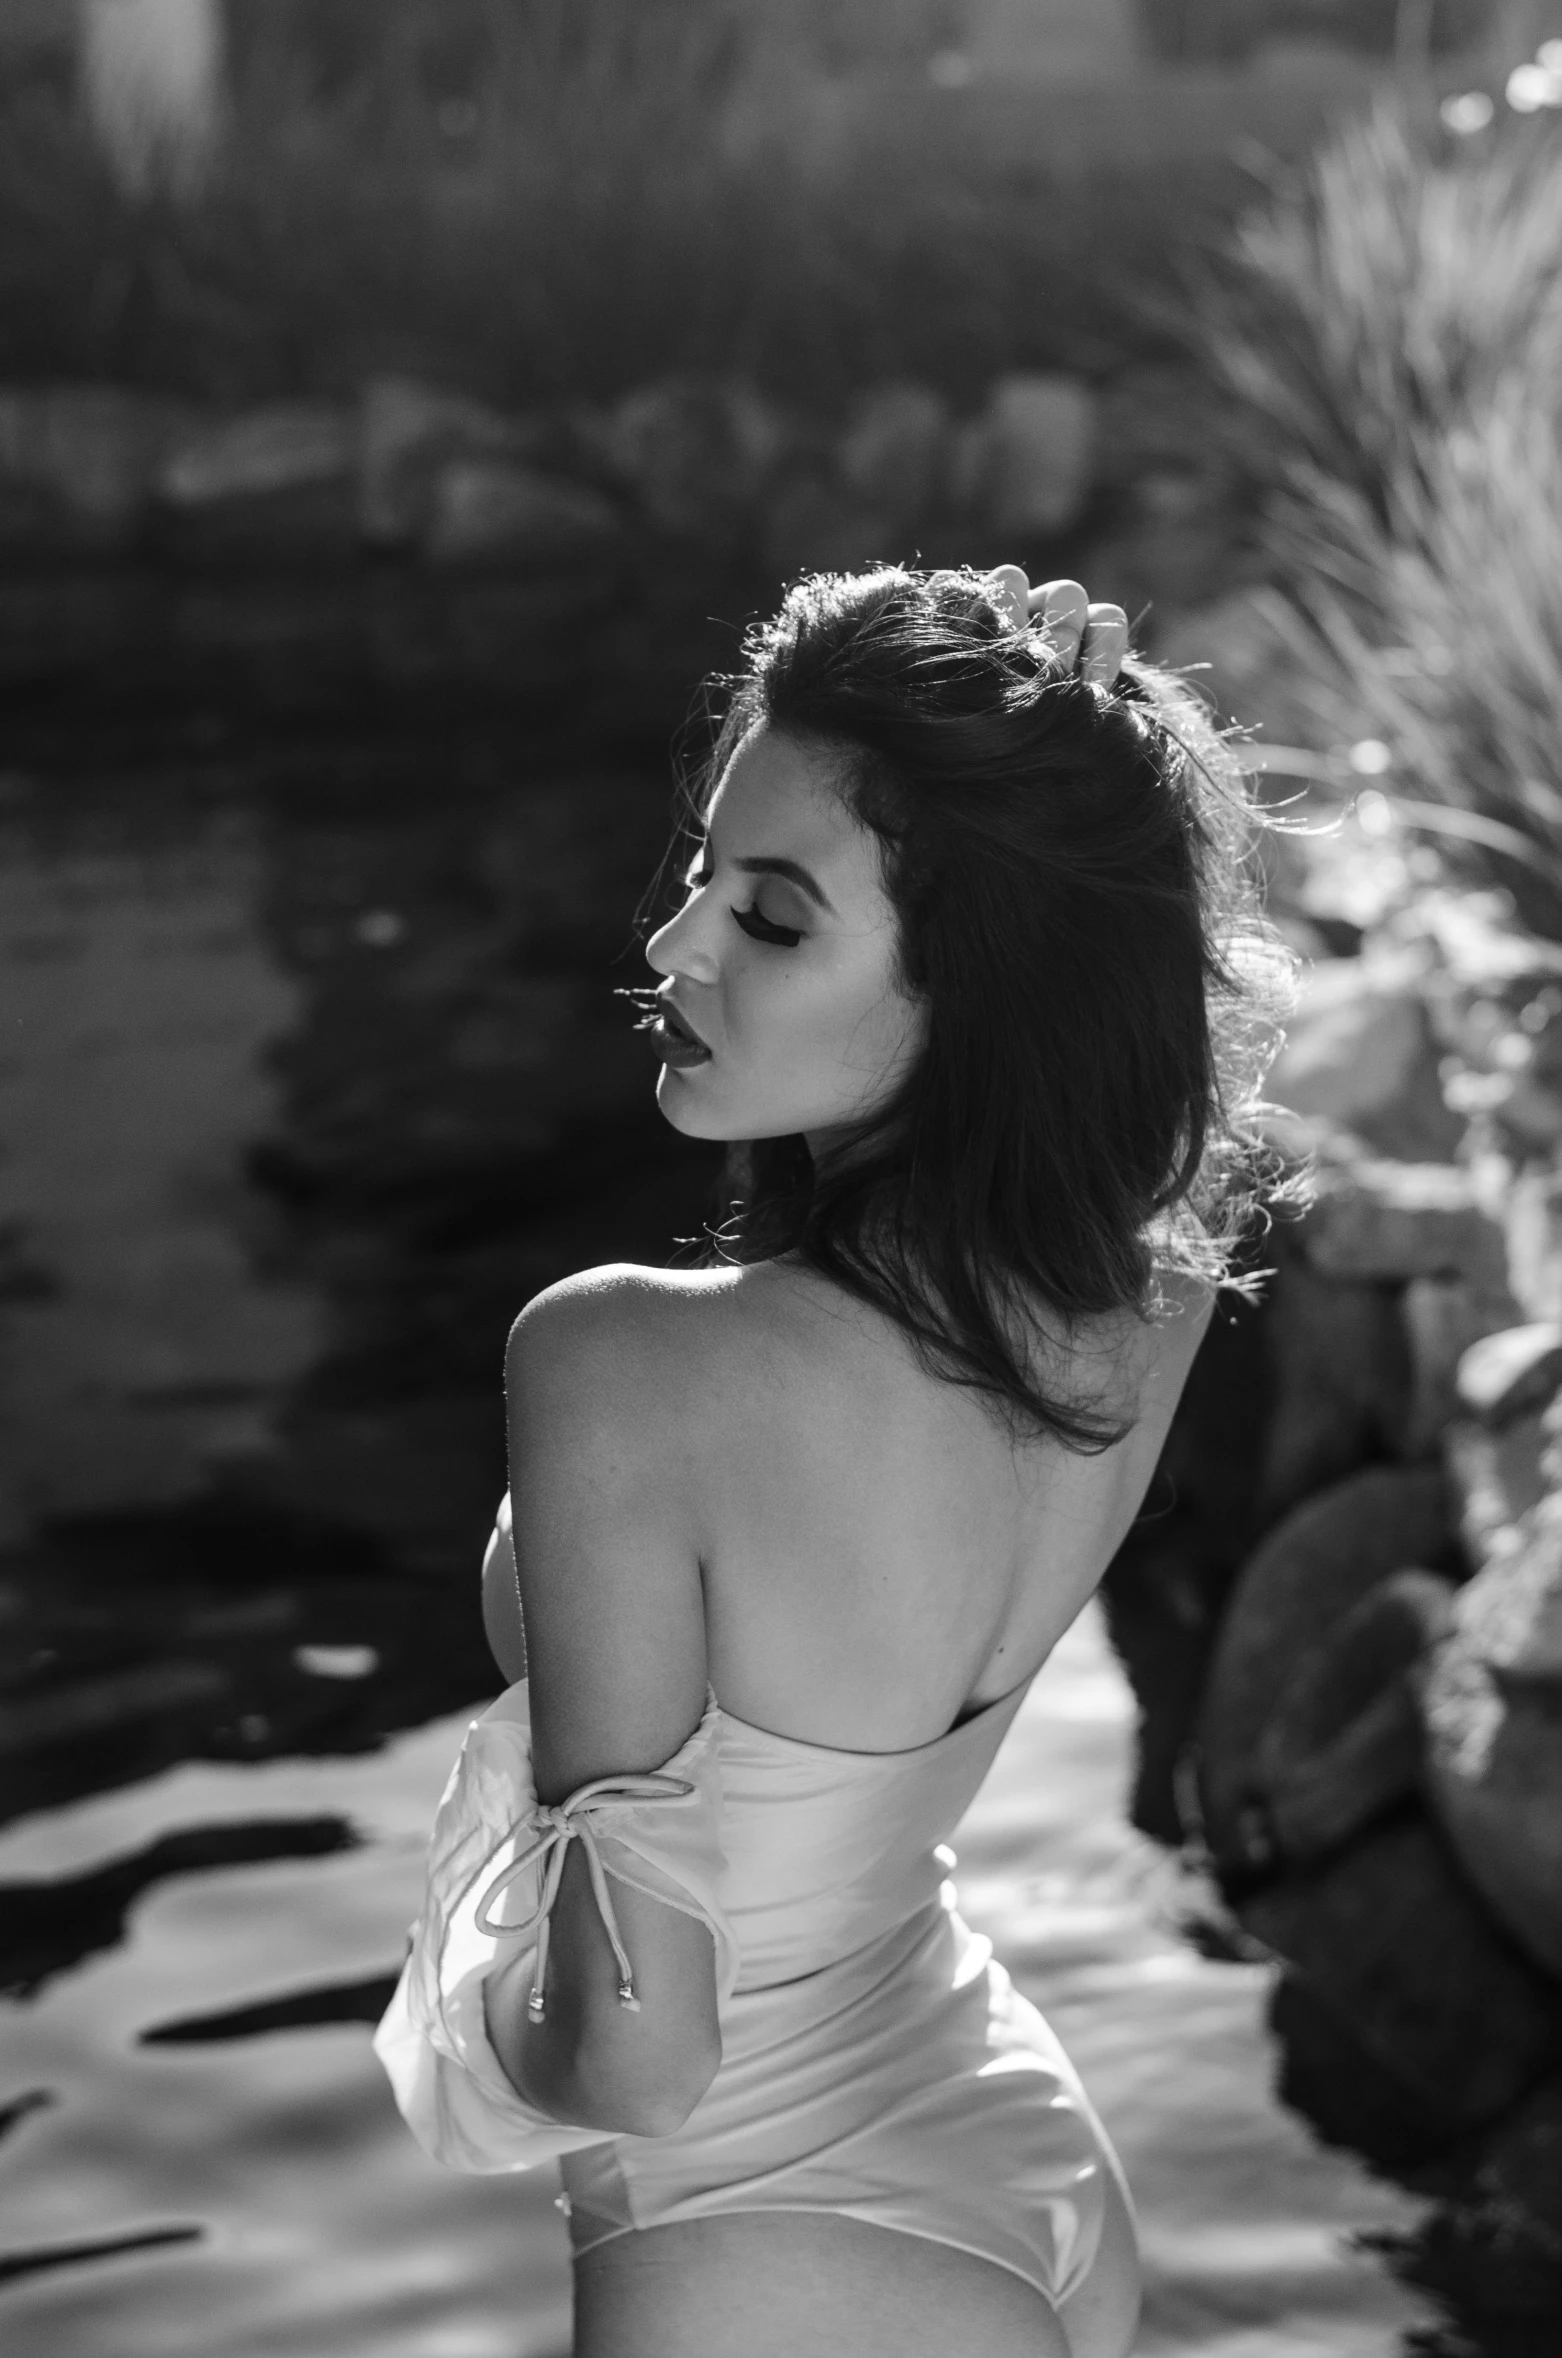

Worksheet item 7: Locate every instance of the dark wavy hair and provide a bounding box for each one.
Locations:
[650,565,1293,1450]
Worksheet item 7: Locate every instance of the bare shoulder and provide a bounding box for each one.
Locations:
[508,1258,710,1359]
[503,1264,744,1797]
[505,1259,754,1445]
[505,1253,837,1399]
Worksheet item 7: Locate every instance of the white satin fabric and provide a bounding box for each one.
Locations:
[377,1667,1117,2307]
[373,1682,738,2175]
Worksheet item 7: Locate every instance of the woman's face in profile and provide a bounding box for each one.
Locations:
[645,724,927,1149]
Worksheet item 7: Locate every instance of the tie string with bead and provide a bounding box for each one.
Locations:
[473,1770,697,2020]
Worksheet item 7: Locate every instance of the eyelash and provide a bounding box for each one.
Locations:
[686,865,803,948]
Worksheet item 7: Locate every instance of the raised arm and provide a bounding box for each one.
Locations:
[482,1269,723,2139]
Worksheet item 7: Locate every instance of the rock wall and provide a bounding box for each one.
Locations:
[1104,939,1562,2338]
[0,370,1106,578]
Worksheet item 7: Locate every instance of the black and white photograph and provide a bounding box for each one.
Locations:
[2,5,1560,2354]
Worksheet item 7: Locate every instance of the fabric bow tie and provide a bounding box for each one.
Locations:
[474,1770,695,2020]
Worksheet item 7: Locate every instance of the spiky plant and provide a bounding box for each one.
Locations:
[1197,97,1562,938]
[1201,102,1562,548]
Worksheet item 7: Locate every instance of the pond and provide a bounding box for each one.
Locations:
[1,1607,1439,2356]
[0,604,1446,2354]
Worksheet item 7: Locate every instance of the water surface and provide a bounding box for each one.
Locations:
[0,1603,1436,2357]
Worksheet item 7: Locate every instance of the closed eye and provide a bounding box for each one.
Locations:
[732,904,803,947]
[685,862,803,949]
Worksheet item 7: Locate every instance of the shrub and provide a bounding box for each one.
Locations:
[0,3,1186,410]
[1196,98,1562,937]
[1199,103,1562,545]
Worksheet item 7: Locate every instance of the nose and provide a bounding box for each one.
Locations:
[646,891,721,986]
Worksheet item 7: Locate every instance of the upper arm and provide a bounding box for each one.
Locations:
[504,1267,710,1805]
[494,1270,721,2129]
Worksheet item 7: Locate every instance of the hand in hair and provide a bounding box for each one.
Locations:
[987,566,1128,688]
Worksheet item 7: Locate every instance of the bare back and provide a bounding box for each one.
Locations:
[648,1255,1213,1755]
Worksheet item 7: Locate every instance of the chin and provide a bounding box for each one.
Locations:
[654,1066,821,1144]
[654,1065,730,1139]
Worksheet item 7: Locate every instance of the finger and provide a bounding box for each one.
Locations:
[1080,603,1129,687]
[1027,578,1090,667]
[987,563,1030,631]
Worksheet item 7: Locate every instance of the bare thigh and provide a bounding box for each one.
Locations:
[573,2186,1140,2358]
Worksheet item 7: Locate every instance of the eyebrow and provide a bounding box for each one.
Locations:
[731,855,834,914]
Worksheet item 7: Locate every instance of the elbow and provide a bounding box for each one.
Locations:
[609,2089,700,2140]
[611,2044,721,2140]
[579,2030,722,2140]
[485,1956,722,2139]
[496,2000,721,2140]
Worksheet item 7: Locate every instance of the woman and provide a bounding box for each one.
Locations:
[377,565,1286,2358]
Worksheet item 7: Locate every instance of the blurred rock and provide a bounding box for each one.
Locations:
[1450,1496,1562,1683]
[161,404,351,505]
[1299,1157,1510,1290]
[1102,1527,1232,1845]
[1444,1415,1551,1570]
[1421,1497,1562,1977]
[1150,583,1320,747]
[1411,2174,1562,2333]
[1458,2073,1562,2311]
[1506,1167,1562,1323]
[952,372,1096,539]
[1197,1464,1451,1873]
[762,471,897,579]
[1400,1275,1528,1461]
[1465,964,1562,1166]
[1491,1069,1562,1163]
[0,385,184,555]
[1101,1276,1273,1843]
[1492,2078,1562,2237]
[1082,500,1257,650]
[155,402,356,563]
[1253,1569,1456,1865]
[1157,1274,1276,1570]
[1257,1240,1411,1516]
[593,375,788,539]
[1458,1321,1562,1428]
[1267,956,1464,1163]
[838,382,950,518]
[423,460,624,572]
[1097,362,1229,481]
[1265,1973,1450,2172]
[356,377,522,549]
[1252,1818,1562,2163]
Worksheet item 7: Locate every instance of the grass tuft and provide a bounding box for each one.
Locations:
[1197,98,1562,938]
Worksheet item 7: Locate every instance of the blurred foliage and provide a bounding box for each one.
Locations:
[1137,0,1493,65]
[1199,107,1562,540]
[222,0,966,93]
[0,0,1228,410]
[1196,100,1562,939]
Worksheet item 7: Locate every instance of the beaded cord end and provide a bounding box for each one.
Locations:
[472,1767,698,2040]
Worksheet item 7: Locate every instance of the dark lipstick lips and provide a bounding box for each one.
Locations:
[651,997,712,1069]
